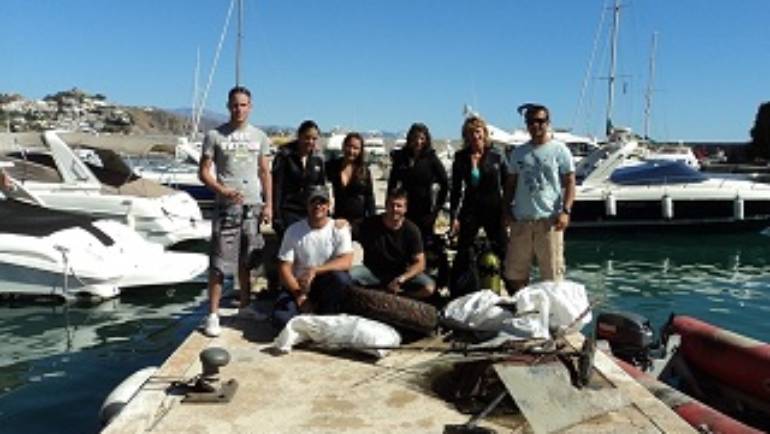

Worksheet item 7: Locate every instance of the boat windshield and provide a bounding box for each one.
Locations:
[609,160,707,185]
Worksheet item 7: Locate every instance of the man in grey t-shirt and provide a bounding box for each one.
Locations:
[198,86,273,337]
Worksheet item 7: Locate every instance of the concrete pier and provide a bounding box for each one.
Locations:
[102,307,695,434]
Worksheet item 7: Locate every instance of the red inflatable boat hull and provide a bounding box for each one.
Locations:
[615,358,762,434]
[669,315,770,402]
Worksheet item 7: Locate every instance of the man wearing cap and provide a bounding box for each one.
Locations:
[272,185,354,329]
[198,85,272,337]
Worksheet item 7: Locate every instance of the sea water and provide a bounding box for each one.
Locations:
[1,232,769,433]
[0,283,208,434]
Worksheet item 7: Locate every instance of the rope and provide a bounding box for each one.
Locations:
[194,0,236,130]
[572,0,610,134]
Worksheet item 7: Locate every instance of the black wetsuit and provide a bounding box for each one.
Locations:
[387,147,449,238]
[271,141,326,237]
[326,157,376,237]
[449,146,506,295]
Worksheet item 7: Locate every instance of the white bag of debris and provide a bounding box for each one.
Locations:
[272,314,402,358]
[442,280,592,339]
[442,289,549,339]
[525,280,592,333]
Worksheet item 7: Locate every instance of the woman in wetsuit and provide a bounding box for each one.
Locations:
[325,132,376,238]
[387,123,448,239]
[449,116,506,296]
[271,120,326,239]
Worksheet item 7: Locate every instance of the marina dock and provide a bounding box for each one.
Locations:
[103,307,696,434]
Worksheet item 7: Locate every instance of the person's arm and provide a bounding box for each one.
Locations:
[364,170,376,217]
[449,157,462,235]
[401,253,426,281]
[0,168,12,191]
[386,151,400,194]
[198,155,242,204]
[271,154,284,230]
[502,173,517,225]
[432,155,449,215]
[279,260,309,306]
[316,155,327,185]
[555,172,576,231]
[259,154,272,223]
[315,252,354,275]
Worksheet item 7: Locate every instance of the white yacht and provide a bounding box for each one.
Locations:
[571,131,770,231]
[0,131,210,247]
[0,196,208,300]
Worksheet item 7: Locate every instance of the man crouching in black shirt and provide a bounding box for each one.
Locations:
[350,188,435,299]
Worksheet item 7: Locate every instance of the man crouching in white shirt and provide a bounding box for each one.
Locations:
[272,185,353,329]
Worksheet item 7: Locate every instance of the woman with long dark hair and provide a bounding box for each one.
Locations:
[325,132,376,237]
[271,120,326,238]
[387,123,448,239]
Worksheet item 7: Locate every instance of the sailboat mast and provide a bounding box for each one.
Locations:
[235,0,243,86]
[643,32,659,140]
[192,48,201,136]
[606,0,621,137]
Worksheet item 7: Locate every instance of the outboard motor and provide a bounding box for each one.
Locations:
[596,311,661,371]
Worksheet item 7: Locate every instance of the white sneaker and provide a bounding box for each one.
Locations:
[202,313,221,337]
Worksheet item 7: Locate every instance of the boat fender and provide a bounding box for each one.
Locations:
[99,366,158,427]
[661,194,673,219]
[733,195,744,220]
[605,192,617,216]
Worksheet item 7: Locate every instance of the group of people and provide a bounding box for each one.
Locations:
[197,86,576,337]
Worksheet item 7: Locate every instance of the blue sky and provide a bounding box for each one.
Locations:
[2,0,769,141]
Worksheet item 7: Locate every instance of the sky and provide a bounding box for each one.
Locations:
[2,0,769,141]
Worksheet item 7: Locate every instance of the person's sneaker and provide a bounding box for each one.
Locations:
[202,313,221,337]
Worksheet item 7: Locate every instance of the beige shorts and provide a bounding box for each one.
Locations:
[504,219,565,282]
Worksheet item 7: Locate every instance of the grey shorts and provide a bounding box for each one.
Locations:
[210,204,265,276]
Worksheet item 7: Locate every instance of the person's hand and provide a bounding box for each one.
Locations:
[0,170,13,191]
[296,293,314,313]
[387,275,404,294]
[298,267,317,292]
[221,187,244,204]
[334,219,350,229]
[554,212,570,231]
[449,219,460,238]
[501,212,514,229]
[261,204,272,224]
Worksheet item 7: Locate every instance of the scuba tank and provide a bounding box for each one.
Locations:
[477,248,502,295]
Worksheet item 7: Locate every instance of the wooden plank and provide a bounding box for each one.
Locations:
[494,361,630,433]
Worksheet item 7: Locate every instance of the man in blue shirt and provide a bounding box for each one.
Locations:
[502,104,576,291]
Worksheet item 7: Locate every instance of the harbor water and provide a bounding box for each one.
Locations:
[1,231,769,433]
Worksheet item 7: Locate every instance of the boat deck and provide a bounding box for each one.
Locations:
[102,306,696,434]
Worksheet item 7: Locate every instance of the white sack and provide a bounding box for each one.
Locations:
[442,289,549,339]
[523,280,592,333]
[272,314,401,358]
[442,280,592,340]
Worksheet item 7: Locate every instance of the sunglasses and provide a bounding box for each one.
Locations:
[526,118,549,126]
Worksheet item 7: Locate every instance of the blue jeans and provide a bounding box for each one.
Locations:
[272,270,352,329]
[349,265,435,295]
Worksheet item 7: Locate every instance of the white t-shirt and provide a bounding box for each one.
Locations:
[278,219,353,277]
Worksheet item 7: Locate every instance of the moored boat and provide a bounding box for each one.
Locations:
[597,312,770,432]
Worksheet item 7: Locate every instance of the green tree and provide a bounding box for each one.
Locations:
[750,102,770,161]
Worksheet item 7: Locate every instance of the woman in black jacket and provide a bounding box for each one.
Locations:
[387,123,448,239]
[325,132,375,238]
[271,120,326,238]
[449,116,506,296]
